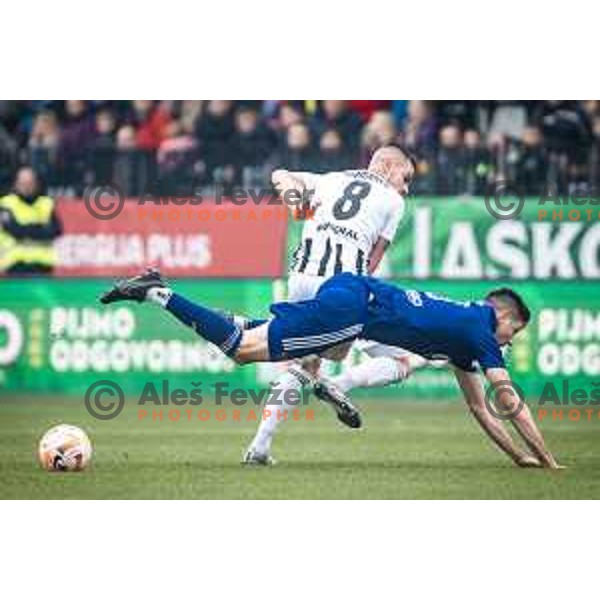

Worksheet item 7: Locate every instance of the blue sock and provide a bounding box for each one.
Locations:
[166,293,242,357]
[218,312,267,331]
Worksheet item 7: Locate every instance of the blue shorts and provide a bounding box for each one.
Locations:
[268,273,370,360]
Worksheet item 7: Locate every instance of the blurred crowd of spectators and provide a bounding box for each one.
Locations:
[2,100,600,197]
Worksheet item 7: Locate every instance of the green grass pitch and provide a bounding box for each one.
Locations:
[1,395,599,499]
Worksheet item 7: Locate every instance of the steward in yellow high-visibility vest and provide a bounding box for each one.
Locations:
[0,167,63,274]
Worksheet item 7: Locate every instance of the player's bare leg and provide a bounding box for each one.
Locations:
[246,344,423,464]
[100,268,274,363]
[243,361,315,465]
[327,352,430,396]
[101,269,369,465]
[310,352,432,439]
[243,347,361,466]
[245,347,427,466]
[100,269,368,369]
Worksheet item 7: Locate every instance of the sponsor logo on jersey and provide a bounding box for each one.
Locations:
[315,221,359,241]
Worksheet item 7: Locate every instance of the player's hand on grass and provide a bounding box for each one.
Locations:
[515,454,543,468]
[541,454,568,470]
[546,461,567,470]
[516,454,567,470]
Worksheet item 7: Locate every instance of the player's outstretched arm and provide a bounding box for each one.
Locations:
[484,368,563,469]
[368,237,390,274]
[453,367,542,468]
[272,169,306,194]
[271,170,316,218]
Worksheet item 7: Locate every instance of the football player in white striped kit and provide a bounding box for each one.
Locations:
[244,145,424,464]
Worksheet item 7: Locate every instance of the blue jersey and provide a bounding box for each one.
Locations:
[267,272,506,368]
[361,277,505,372]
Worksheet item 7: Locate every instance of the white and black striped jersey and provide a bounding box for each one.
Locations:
[289,170,405,278]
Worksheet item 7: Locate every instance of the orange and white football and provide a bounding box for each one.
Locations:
[38,424,92,472]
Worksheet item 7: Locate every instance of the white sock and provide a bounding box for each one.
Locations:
[147,287,173,307]
[249,370,304,455]
[331,356,406,393]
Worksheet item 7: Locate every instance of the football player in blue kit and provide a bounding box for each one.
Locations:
[101,269,562,469]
